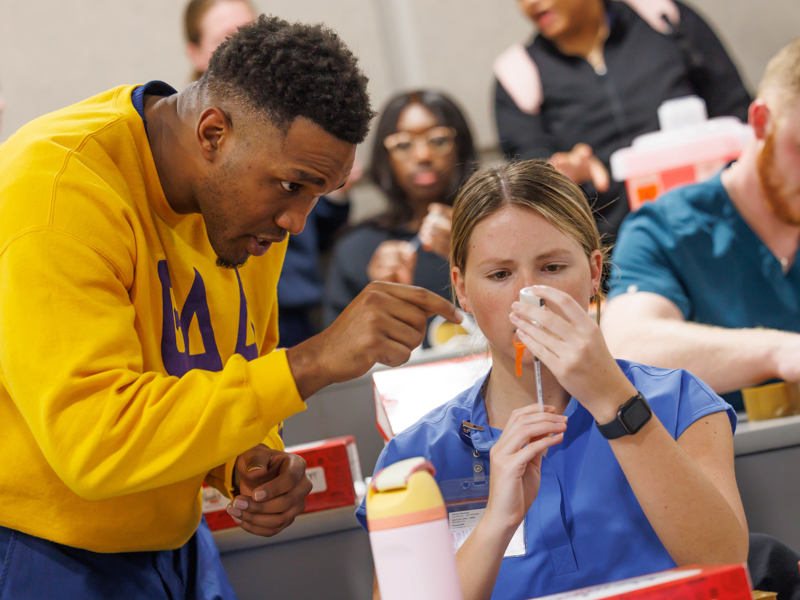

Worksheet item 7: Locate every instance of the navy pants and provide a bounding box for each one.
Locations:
[0,518,237,600]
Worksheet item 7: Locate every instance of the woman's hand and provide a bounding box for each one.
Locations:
[484,405,566,534]
[550,143,610,192]
[510,285,636,424]
[418,203,452,259]
[367,241,417,285]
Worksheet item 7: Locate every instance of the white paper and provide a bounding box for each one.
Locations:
[449,508,525,558]
[306,466,328,494]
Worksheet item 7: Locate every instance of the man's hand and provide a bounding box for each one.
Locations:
[367,241,417,285]
[226,445,312,537]
[550,143,610,192]
[287,282,462,399]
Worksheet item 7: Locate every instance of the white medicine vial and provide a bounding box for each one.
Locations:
[519,287,544,307]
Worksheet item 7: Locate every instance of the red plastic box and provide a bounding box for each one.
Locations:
[534,564,751,600]
[286,435,363,514]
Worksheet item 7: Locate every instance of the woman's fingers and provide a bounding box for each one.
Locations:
[495,418,567,455]
[511,301,571,343]
[517,432,565,463]
[527,286,590,328]
[500,406,560,439]
[516,326,559,364]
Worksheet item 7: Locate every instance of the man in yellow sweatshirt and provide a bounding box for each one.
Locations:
[0,15,460,599]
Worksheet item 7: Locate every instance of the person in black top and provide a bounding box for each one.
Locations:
[494,0,750,242]
[323,90,476,334]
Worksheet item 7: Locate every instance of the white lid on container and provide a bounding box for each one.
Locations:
[657,96,708,130]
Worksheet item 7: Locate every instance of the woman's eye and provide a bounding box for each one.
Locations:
[544,264,565,273]
[281,181,300,192]
[489,271,510,281]
[394,141,413,152]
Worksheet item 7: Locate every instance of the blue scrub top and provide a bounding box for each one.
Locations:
[608,173,800,411]
[356,360,734,600]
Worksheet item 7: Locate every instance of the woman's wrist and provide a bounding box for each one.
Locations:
[472,507,519,555]
[482,503,523,544]
[590,377,638,425]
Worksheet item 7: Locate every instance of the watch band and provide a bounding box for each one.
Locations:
[596,392,652,440]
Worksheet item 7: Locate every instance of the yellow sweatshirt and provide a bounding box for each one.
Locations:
[0,85,306,552]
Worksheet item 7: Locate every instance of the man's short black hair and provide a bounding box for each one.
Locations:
[205,14,374,145]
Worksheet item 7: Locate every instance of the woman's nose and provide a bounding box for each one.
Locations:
[412,139,433,162]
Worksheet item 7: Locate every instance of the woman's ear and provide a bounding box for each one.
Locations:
[451,266,471,313]
[589,250,603,297]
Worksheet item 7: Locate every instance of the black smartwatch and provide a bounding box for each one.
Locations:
[596,392,652,440]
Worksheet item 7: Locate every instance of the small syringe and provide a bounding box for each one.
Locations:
[518,287,545,412]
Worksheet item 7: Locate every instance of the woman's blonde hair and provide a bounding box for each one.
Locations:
[451,160,607,322]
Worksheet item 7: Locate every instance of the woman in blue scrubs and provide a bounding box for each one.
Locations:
[357,160,748,600]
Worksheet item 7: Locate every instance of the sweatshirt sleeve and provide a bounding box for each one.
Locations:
[675,1,751,121]
[0,228,306,501]
[494,79,555,161]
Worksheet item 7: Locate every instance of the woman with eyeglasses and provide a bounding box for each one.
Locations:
[322,91,477,336]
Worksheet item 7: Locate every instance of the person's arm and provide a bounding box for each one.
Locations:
[513,286,749,566]
[674,1,751,121]
[0,230,306,501]
[456,406,566,600]
[602,293,800,394]
[494,79,554,161]
[608,405,747,565]
[288,280,461,399]
[495,82,608,190]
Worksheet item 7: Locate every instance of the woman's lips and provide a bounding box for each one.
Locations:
[535,10,557,29]
[247,235,272,257]
[413,171,439,186]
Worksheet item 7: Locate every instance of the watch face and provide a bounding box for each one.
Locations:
[621,396,651,432]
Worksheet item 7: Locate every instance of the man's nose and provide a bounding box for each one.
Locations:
[275,199,315,236]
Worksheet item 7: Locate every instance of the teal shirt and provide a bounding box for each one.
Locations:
[608,173,800,411]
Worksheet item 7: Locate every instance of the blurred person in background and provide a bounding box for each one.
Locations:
[185,0,256,82]
[493,0,750,242]
[603,38,800,413]
[184,0,357,346]
[323,90,476,339]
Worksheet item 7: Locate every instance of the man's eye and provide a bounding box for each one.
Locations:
[281,181,300,192]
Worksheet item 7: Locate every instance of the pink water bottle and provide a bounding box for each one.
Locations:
[367,457,464,600]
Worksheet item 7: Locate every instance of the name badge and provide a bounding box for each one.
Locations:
[449,508,526,558]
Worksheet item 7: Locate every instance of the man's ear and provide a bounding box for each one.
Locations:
[451,266,471,313]
[748,99,771,141]
[197,107,231,162]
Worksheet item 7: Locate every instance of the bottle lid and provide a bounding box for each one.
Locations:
[519,287,544,306]
[657,95,708,131]
[366,457,446,531]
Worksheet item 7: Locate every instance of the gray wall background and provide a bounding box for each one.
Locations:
[1,0,798,218]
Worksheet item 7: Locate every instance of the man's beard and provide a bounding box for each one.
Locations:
[216,256,246,270]
[757,131,800,226]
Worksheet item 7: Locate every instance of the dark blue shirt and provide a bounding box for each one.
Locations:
[357,361,734,599]
[608,173,800,411]
[131,81,178,135]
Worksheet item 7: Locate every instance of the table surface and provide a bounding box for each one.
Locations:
[733,412,800,456]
